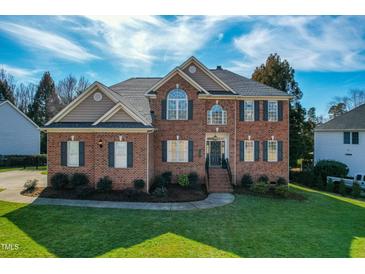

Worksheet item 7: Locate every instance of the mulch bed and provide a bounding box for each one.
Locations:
[234,186,307,201]
[21,184,208,203]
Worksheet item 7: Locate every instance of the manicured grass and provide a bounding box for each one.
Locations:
[0,184,364,258]
[0,166,47,173]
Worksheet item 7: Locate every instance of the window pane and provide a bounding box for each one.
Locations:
[344,132,350,144]
[178,100,187,119]
[167,141,177,162]
[207,104,225,125]
[67,141,79,167]
[268,101,278,121]
[268,141,277,161]
[167,140,188,162]
[244,141,254,161]
[352,132,359,144]
[245,101,254,121]
[115,142,127,168]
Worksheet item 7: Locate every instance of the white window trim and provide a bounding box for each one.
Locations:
[67,141,79,167]
[207,105,227,125]
[244,101,255,122]
[268,100,278,122]
[167,89,188,120]
[167,140,188,163]
[114,141,127,168]
[244,140,254,162]
[268,140,278,162]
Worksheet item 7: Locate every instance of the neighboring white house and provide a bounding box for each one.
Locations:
[0,99,40,155]
[314,103,365,176]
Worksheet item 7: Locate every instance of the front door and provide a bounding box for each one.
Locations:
[210,141,222,167]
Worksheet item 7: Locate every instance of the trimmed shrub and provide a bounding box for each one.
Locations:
[23,179,38,192]
[292,170,316,187]
[188,172,199,187]
[75,185,94,198]
[50,173,69,190]
[150,175,167,191]
[177,174,190,187]
[326,178,334,192]
[352,182,361,198]
[258,175,269,184]
[313,160,349,183]
[96,176,112,192]
[69,173,89,189]
[277,177,287,186]
[161,171,172,184]
[274,185,289,198]
[133,179,145,190]
[250,181,270,195]
[315,175,326,190]
[241,173,253,188]
[0,154,47,168]
[339,180,346,196]
[151,186,168,197]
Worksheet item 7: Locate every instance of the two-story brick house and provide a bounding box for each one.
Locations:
[44,57,290,192]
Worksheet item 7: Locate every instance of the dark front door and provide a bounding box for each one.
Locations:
[210,141,222,166]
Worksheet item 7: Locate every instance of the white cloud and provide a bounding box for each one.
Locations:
[1,64,34,78]
[0,22,99,62]
[231,16,365,75]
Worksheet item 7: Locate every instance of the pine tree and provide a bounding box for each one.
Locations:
[0,68,16,104]
[252,53,306,167]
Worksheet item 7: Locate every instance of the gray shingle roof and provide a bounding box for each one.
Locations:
[316,103,365,130]
[45,122,153,129]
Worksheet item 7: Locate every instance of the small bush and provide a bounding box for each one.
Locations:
[133,179,145,190]
[339,180,346,196]
[326,178,334,192]
[277,177,287,186]
[96,176,112,192]
[241,173,253,188]
[177,174,190,187]
[69,173,89,189]
[161,171,172,184]
[314,160,349,183]
[50,173,69,190]
[23,179,38,192]
[151,186,168,197]
[151,175,167,191]
[75,185,94,198]
[274,185,289,198]
[352,182,361,198]
[188,172,199,187]
[291,170,317,187]
[257,175,269,184]
[250,181,270,195]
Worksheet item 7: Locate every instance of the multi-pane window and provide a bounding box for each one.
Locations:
[268,140,278,162]
[114,141,127,168]
[244,101,254,121]
[344,132,359,144]
[67,141,79,167]
[167,89,188,120]
[167,140,188,162]
[268,101,278,122]
[244,140,254,161]
[352,132,359,144]
[207,104,227,125]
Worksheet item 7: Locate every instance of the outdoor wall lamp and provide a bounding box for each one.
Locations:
[98,139,103,148]
[70,135,75,141]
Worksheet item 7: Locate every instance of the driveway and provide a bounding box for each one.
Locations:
[0,170,47,190]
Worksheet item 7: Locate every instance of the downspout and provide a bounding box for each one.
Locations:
[234,100,237,185]
[146,131,150,192]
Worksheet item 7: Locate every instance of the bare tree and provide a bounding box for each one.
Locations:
[329,89,365,113]
[57,74,89,105]
[0,68,16,103]
[14,83,37,115]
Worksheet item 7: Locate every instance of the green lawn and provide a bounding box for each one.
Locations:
[0,184,364,258]
[0,166,47,173]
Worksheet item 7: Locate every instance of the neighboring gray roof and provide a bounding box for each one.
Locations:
[44,122,153,129]
[210,69,288,97]
[316,103,365,130]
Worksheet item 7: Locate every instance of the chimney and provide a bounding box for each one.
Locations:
[216,65,222,70]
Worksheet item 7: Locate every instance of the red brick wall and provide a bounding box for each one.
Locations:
[47,132,149,190]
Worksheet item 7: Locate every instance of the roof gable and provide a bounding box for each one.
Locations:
[0,100,39,129]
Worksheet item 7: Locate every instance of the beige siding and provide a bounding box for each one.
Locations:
[61,91,115,122]
[106,108,136,122]
[183,65,224,91]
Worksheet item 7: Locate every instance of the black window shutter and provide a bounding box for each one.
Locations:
[254,141,260,161]
[263,101,268,121]
[127,142,133,167]
[254,101,260,121]
[239,101,245,121]
[352,132,359,144]
[278,101,283,121]
[278,141,283,161]
[239,141,244,161]
[108,142,114,167]
[61,142,67,166]
[188,140,194,162]
[344,132,350,144]
[79,142,85,166]
[161,141,167,162]
[263,141,268,161]
[188,100,193,120]
[161,100,167,120]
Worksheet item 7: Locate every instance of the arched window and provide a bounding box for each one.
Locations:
[207,104,227,125]
[167,88,188,120]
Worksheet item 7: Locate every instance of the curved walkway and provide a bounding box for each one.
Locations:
[0,170,234,211]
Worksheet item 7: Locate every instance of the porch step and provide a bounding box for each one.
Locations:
[207,168,233,193]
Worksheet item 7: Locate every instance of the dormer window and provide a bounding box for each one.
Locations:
[167,88,188,120]
[207,104,227,125]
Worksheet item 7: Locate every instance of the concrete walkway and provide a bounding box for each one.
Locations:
[0,170,234,211]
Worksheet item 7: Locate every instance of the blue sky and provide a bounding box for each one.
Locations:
[1,15,365,117]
